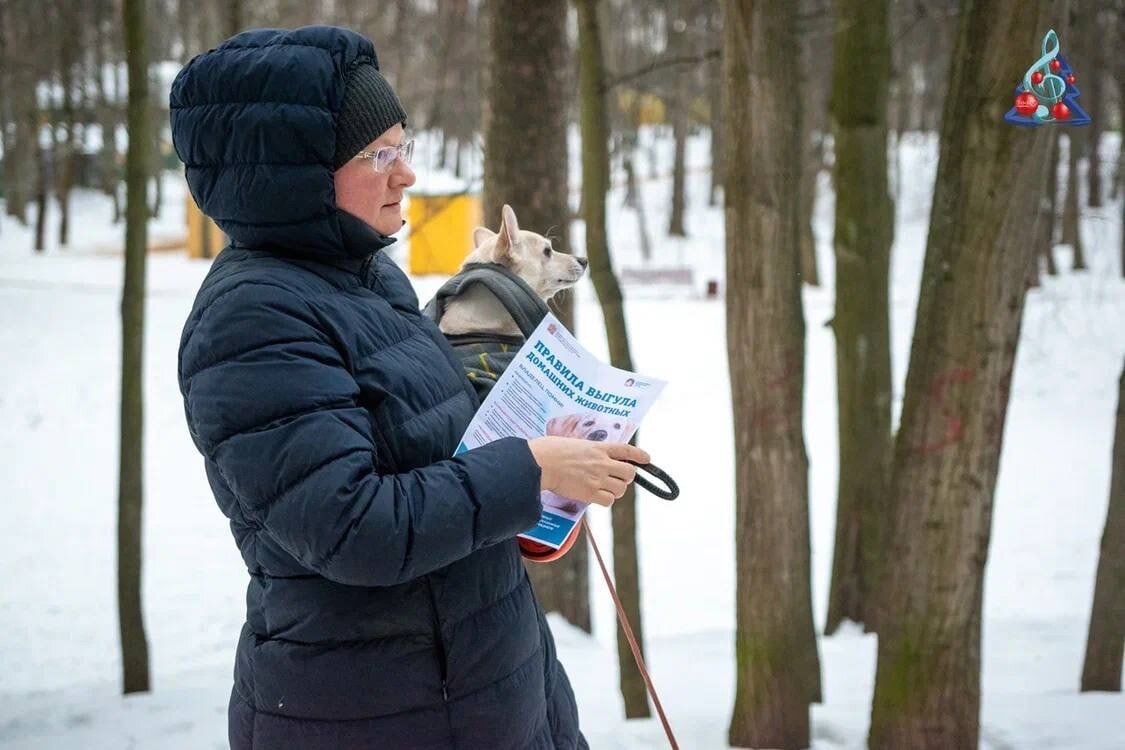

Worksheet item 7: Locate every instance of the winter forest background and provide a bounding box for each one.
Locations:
[1,0,1123,748]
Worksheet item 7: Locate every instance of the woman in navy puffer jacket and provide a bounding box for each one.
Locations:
[171,25,646,750]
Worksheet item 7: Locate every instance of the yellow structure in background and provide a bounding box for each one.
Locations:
[408,192,481,275]
[186,194,226,259]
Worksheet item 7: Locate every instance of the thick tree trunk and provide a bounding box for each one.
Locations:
[120,0,151,696]
[868,2,1052,747]
[483,0,589,632]
[1081,359,1125,692]
[824,0,893,636]
[723,1,822,747]
[576,0,650,718]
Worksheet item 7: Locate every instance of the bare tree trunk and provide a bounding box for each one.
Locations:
[623,155,653,262]
[1062,133,1087,270]
[225,0,243,37]
[724,1,822,747]
[1040,130,1060,277]
[484,0,589,632]
[667,6,689,237]
[824,0,893,636]
[55,12,78,248]
[576,0,651,718]
[1084,8,1104,209]
[1081,359,1125,692]
[867,2,1052,747]
[147,71,162,219]
[796,0,828,288]
[709,53,723,207]
[34,144,47,252]
[120,0,151,696]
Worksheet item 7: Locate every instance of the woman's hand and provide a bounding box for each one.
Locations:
[527,436,651,507]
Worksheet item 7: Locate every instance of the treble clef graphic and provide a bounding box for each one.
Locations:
[1023,29,1066,120]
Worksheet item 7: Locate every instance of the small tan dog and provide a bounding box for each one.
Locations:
[438,204,588,337]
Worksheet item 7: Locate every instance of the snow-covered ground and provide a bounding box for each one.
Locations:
[1,129,1122,749]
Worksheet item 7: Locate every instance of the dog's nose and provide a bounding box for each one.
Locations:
[577,257,589,269]
[588,429,608,441]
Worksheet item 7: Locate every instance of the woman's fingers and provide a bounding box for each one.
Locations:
[591,489,616,507]
[605,443,650,466]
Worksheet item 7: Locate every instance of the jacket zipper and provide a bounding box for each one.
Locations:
[423,575,450,701]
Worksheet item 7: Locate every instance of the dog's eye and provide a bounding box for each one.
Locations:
[543,245,552,257]
[614,423,621,429]
[583,420,595,427]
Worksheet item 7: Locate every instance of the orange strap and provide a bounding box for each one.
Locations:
[582,517,679,749]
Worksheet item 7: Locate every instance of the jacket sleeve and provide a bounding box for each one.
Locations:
[179,280,544,587]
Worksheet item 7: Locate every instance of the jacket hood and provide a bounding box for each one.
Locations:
[169,25,397,261]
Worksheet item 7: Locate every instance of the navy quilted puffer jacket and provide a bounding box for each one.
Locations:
[171,26,587,749]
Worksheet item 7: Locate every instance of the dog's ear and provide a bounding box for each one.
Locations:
[473,226,497,248]
[501,204,521,242]
[490,206,519,264]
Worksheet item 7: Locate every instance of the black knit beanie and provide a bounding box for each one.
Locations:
[332,59,408,170]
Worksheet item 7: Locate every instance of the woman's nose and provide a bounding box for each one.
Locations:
[392,160,416,188]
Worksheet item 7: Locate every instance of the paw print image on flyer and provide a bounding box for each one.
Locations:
[1004,28,1090,127]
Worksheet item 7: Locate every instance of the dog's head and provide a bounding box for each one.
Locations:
[464,204,587,300]
[546,413,636,443]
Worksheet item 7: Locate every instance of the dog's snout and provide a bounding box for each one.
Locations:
[587,429,608,441]
[576,257,589,269]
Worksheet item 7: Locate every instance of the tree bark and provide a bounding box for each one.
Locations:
[34,143,47,252]
[868,2,1052,747]
[1040,130,1059,277]
[667,6,689,237]
[225,0,243,37]
[1061,132,1086,270]
[483,0,589,632]
[723,1,822,747]
[709,53,723,207]
[120,0,151,696]
[1081,359,1125,692]
[796,0,829,288]
[1083,7,1103,209]
[824,0,893,636]
[576,0,651,718]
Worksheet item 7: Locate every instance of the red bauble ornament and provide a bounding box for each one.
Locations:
[1066,73,1077,84]
[1050,59,1062,72]
[1031,71,1044,84]
[1051,102,1070,120]
[1015,92,1039,116]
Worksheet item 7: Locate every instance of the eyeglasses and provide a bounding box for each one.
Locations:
[354,139,415,173]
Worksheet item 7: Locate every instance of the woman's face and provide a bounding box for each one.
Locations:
[333,123,416,236]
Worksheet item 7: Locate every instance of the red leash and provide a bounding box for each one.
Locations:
[582,516,679,749]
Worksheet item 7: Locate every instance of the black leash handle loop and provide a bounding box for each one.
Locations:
[627,461,679,501]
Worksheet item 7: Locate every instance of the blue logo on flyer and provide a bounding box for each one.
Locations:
[1005,29,1090,127]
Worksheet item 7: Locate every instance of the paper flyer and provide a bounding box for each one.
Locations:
[455,312,666,549]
